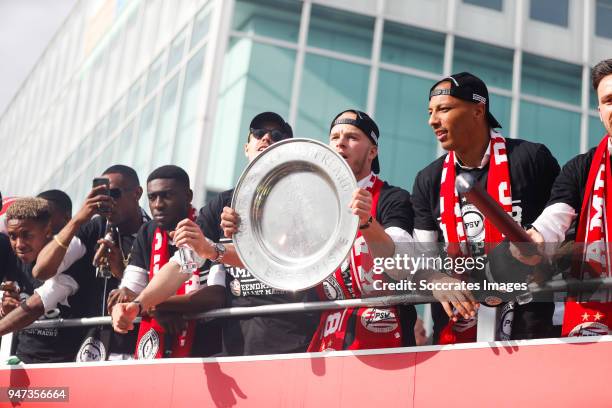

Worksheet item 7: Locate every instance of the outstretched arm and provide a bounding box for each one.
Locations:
[33,186,113,280]
[0,293,44,336]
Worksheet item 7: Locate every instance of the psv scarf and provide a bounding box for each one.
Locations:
[562,135,612,336]
[438,133,514,344]
[135,208,200,358]
[308,174,403,352]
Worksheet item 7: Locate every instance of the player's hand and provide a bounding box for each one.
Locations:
[74,185,114,224]
[220,207,240,238]
[111,302,139,334]
[0,281,20,317]
[94,238,125,279]
[171,219,215,259]
[510,229,544,266]
[429,274,479,321]
[349,188,373,225]
[107,287,136,315]
[154,311,187,335]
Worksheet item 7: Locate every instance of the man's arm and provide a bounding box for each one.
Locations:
[172,218,245,268]
[155,285,226,313]
[33,186,113,280]
[410,168,478,318]
[0,293,44,336]
[134,261,187,310]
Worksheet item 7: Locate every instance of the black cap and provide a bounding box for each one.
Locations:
[429,72,502,129]
[248,112,293,140]
[330,109,381,174]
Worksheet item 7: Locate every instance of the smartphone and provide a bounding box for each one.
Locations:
[92,177,111,214]
[92,177,110,195]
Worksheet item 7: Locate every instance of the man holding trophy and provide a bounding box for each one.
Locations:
[112,113,321,356]
[111,110,415,352]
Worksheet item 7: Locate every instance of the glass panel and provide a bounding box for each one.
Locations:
[98,138,116,176]
[121,9,141,81]
[381,22,445,74]
[73,173,89,211]
[463,0,503,10]
[589,115,606,148]
[151,74,180,169]
[133,97,158,180]
[521,53,582,105]
[375,70,438,189]
[126,76,143,117]
[207,39,296,190]
[297,54,369,140]
[107,97,125,135]
[530,0,569,27]
[117,120,137,165]
[168,28,187,73]
[233,0,302,42]
[64,152,79,184]
[489,93,512,135]
[191,4,212,48]
[596,0,612,39]
[145,53,167,96]
[518,101,580,165]
[173,47,206,169]
[308,5,374,58]
[453,37,513,90]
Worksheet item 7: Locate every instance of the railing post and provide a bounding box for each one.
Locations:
[0,333,14,363]
[476,306,499,342]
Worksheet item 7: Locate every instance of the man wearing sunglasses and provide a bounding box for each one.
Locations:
[34,164,150,360]
[112,112,323,356]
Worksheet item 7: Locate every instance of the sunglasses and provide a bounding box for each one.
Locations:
[109,188,124,199]
[249,128,289,142]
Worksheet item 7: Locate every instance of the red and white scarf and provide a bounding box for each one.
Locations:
[562,135,612,336]
[438,134,513,344]
[135,208,200,358]
[308,174,403,351]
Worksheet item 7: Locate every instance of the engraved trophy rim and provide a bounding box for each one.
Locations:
[231,138,359,291]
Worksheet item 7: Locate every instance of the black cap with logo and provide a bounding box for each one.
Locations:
[429,72,502,129]
[248,112,293,140]
[330,109,381,174]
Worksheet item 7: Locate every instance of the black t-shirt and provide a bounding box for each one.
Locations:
[197,189,320,356]
[411,138,560,341]
[412,138,559,235]
[76,214,146,354]
[0,234,15,282]
[5,254,97,364]
[373,180,414,232]
[546,146,599,226]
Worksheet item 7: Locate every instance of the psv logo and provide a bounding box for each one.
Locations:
[360,308,398,333]
[77,337,106,362]
[137,328,160,359]
[568,322,610,337]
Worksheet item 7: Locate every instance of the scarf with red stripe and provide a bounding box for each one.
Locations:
[438,133,513,344]
[135,208,200,358]
[562,135,612,336]
[308,174,403,351]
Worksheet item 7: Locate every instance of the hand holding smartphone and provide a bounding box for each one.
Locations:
[92,177,112,215]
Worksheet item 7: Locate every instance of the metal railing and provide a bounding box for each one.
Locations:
[2,278,612,362]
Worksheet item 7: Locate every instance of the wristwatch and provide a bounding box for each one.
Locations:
[211,242,226,263]
[359,215,373,230]
[130,300,143,316]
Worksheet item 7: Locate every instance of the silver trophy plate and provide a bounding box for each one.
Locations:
[232,138,358,291]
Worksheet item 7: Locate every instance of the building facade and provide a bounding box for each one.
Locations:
[1,0,611,209]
